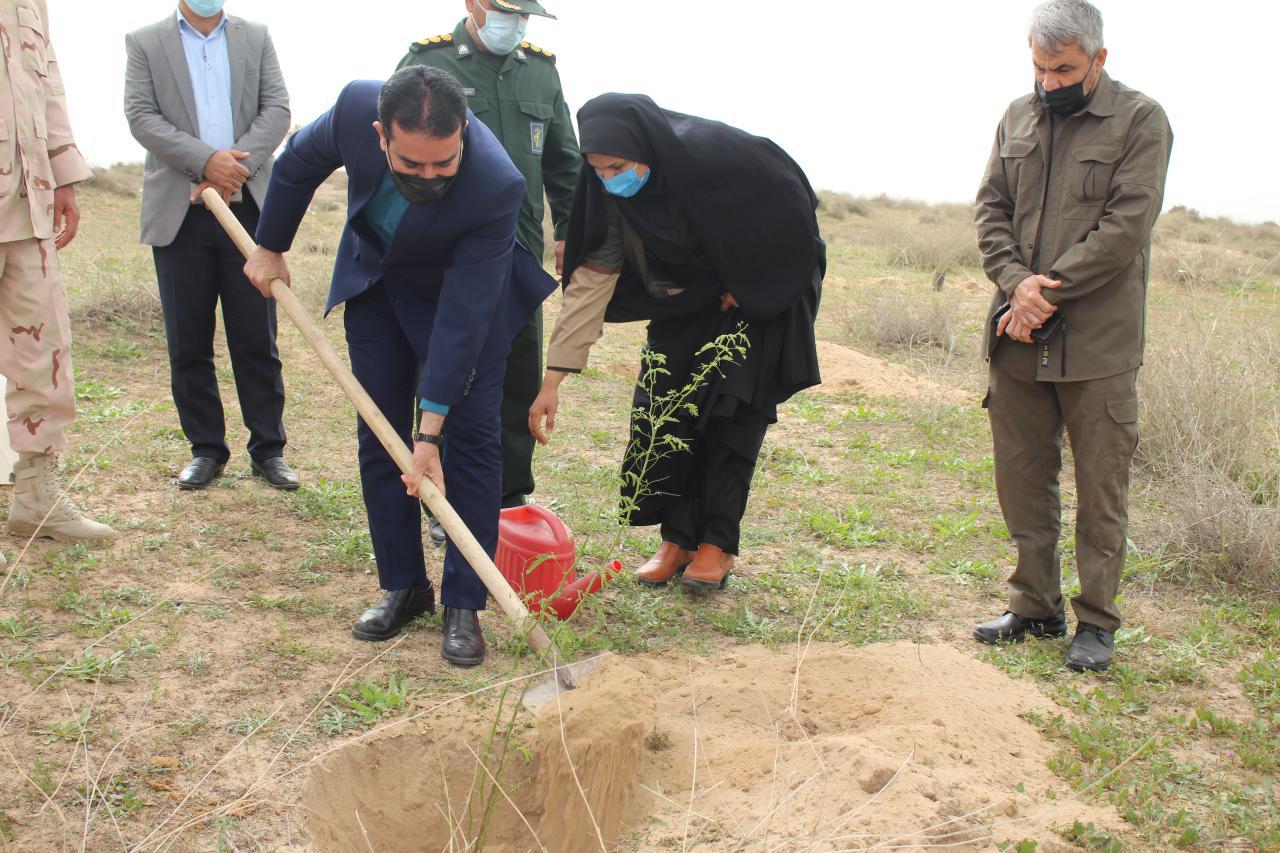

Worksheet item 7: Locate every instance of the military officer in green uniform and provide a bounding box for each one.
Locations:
[397,0,581,529]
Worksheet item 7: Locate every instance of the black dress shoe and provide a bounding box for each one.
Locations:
[1067,623,1115,672]
[351,587,435,642]
[252,456,300,490]
[973,610,1068,644]
[428,515,446,548]
[441,607,485,667]
[178,457,224,490]
[500,493,527,509]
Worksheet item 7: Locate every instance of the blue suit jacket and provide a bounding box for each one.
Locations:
[255,80,556,407]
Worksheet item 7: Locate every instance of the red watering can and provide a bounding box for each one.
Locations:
[494,504,617,620]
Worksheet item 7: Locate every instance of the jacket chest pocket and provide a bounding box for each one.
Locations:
[16,4,50,78]
[1000,136,1041,203]
[1071,143,1122,203]
[519,101,554,158]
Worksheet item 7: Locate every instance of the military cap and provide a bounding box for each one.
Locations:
[488,0,557,18]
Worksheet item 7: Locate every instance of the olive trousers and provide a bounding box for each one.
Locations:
[985,340,1139,633]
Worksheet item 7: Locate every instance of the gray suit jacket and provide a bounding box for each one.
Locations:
[124,14,289,246]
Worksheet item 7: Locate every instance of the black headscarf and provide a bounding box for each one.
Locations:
[565,93,822,323]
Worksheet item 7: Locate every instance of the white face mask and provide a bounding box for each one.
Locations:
[473,6,527,54]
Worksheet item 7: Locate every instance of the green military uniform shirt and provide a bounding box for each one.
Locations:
[396,21,580,260]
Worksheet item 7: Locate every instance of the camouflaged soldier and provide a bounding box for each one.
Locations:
[397,0,581,522]
[0,0,116,553]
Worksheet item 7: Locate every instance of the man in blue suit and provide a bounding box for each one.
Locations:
[243,67,555,666]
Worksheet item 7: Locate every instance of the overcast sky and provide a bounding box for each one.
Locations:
[55,0,1279,223]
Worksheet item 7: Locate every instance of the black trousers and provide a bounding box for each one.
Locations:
[657,416,769,555]
[624,304,772,555]
[152,199,286,464]
[498,304,541,504]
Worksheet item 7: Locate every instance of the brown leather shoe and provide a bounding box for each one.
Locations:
[635,542,695,588]
[680,544,734,593]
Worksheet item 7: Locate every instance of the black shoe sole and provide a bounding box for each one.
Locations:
[972,625,1068,645]
[352,624,403,642]
[1066,654,1112,672]
[178,466,224,490]
[350,603,433,642]
[251,463,300,491]
[441,648,485,667]
[680,571,730,594]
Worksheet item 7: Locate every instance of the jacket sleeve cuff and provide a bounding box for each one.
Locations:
[49,146,92,188]
[419,398,450,416]
[997,265,1032,296]
[545,342,589,372]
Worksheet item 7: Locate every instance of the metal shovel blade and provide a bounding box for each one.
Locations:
[522,651,610,709]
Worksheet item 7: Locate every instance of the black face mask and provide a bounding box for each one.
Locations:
[1036,63,1096,116]
[384,143,461,206]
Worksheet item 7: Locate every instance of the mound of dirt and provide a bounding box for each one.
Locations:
[303,642,1117,851]
[812,340,965,402]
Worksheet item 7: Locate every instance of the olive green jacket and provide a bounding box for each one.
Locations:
[975,72,1173,381]
[396,21,581,259]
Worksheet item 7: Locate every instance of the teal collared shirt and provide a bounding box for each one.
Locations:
[363,169,411,251]
[361,171,451,416]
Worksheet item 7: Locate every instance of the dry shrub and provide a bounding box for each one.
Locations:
[870,288,962,362]
[1159,470,1280,590]
[69,258,163,329]
[81,162,143,198]
[1136,328,1280,590]
[817,191,869,220]
[1152,207,1280,289]
[817,191,983,275]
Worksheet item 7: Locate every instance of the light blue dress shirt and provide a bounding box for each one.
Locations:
[177,11,235,151]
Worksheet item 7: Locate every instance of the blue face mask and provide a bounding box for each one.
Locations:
[185,0,225,17]
[600,166,650,198]
[474,8,528,55]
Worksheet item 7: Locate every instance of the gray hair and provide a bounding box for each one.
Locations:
[1028,0,1105,58]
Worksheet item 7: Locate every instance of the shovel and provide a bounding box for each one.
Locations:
[201,188,602,707]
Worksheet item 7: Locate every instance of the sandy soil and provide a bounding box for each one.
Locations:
[304,642,1118,852]
[809,341,966,402]
[601,340,964,405]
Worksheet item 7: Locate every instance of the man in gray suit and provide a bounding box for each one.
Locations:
[125,0,298,491]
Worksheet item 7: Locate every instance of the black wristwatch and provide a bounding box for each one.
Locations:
[414,432,444,448]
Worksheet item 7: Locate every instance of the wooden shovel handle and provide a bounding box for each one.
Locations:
[201,188,560,660]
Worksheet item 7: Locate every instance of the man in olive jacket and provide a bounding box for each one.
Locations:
[972,0,1172,672]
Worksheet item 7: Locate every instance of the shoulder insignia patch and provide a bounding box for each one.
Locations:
[519,40,556,61]
[411,33,455,51]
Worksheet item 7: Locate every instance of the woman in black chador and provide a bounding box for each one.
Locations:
[529,93,824,593]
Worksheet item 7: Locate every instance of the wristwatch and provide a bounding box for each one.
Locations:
[414,432,444,448]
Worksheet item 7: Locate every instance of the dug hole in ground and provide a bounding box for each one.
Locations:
[303,641,1119,851]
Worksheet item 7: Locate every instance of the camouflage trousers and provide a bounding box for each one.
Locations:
[0,237,74,455]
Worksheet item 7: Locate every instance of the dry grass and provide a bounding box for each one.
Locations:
[1152,206,1280,290]
[869,289,962,361]
[818,192,983,275]
[1136,327,1280,590]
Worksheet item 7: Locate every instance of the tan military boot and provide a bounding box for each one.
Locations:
[8,454,117,543]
